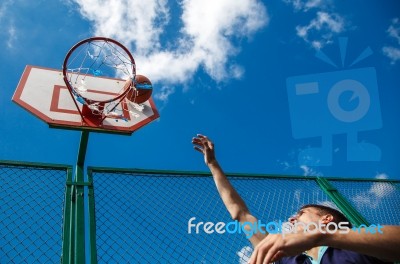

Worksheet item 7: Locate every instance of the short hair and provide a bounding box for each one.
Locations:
[300,204,352,228]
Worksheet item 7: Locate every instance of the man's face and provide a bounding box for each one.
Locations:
[288,207,323,232]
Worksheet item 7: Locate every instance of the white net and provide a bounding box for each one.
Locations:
[63,37,136,121]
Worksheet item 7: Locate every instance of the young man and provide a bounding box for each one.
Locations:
[192,134,398,264]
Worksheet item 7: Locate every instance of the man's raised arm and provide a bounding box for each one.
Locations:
[192,134,266,246]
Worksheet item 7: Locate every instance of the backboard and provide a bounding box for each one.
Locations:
[13,65,159,135]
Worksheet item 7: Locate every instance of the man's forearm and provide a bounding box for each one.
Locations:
[208,160,249,220]
[318,226,400,261]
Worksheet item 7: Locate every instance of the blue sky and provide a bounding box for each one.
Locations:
[0,0,399,180]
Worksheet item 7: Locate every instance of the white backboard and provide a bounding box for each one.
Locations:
[13,65,159,134]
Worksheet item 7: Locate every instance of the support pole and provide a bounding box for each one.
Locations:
[74,131,90,263]
[316,177,369,226]
[61,168,73,264]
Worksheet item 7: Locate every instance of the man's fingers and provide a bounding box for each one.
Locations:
[249,236,277,264]
[262,245,279,264]
[270,251,285,263]
[195,134,211,145]
[250,237,268,264]
[249,247,259,264]
[192,138,202,146]
[192,137,206,143]
[193,146,203,153]
[255,247,269,264]
[192,136,211,149]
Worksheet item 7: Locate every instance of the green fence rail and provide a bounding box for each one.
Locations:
[1,161,400,263]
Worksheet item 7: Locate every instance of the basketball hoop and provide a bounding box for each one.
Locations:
[62,37,136,125]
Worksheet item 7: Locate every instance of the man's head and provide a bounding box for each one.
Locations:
[288,204,352,231]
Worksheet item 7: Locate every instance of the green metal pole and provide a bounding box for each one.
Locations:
[74,131,90,263]
[69,185,76,264]
[316,177,369,226]
[87,168,98,264]
[61,167,73,263]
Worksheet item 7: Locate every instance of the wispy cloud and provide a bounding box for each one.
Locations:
[6,24,17,49]
[296,11,344,49]
[278,157,324,176]
[283,0,327,12]
[284,0,345,49]
[387,18,400,44]
[300,165,323,176]
[382,18,400,64]
[0,1,10,19]
[68,0,268,102]
[153,85,175,103]
[352,173,396,209]
[0,1,17,50]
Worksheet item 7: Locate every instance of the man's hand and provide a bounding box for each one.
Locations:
[192,134,217,166]
[249,232,319,264]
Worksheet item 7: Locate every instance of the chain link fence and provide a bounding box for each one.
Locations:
[88,168,400,264]
[1,161,72,263]
[2,161,399,264]
[329,180,400,225]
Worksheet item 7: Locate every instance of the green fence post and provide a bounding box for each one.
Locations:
[69,186,76,264]
[316,177,369,226]
[87,168,98,264]
[75,131,90,263]
[62,167,74,263]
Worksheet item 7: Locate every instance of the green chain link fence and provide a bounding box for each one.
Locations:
[88,168,400,264]
[328,179,400,225]
[1,161,400,263]
[1,161,72,263]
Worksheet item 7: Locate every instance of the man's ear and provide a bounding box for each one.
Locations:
[320,214,334,224]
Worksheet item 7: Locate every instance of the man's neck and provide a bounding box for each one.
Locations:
[306,246,320,260]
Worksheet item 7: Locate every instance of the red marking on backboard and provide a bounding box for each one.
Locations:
[51,85,79,115]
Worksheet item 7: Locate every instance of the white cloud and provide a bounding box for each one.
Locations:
[0,1,17,50]
[300,165,323,176]
[0,1,10,19]
[284,0,345,49]
[383,46,400,65]
[352,173,396,209]
[382,18,400,64]
[279,160,292,170]
[284,0,327,12]
[370,173,395,198]
[295,11,344,49]
[375,173,388,180]
[69,0,268,102]
[71,0,170,54]
[7,24,17,49]
[387,18,400,44]
[154,85,175,102]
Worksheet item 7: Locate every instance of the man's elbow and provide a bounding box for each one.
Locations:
[230,209,251,222]
[231,211,240,221]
